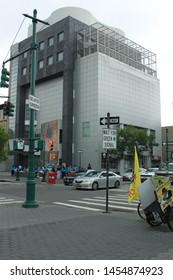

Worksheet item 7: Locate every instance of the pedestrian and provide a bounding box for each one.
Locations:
[61,165,66,178]
[87,163,92,169]
[10,165,15,176]
[16,167,20,181]
[52,166,56,172]
[35,166,38,177]
[42,166,48,182]
[56,165,61,179]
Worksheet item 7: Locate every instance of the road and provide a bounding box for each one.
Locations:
[1,174,173,261]
[0,177,138,214]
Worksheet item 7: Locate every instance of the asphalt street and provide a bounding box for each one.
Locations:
[0,172,173,260]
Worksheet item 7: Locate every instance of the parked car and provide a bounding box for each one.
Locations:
[73,171,122,190]
[122,168,147,181]
[140,167,159,182]
[122,168,133,181]
[63,170,95,185]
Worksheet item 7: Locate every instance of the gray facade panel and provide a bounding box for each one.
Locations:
[16,16,87,166]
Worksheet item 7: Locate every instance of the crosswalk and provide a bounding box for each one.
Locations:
[53,191,139,213]
[0,196,23,205]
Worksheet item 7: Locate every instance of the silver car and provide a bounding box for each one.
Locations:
[73,171,122,190]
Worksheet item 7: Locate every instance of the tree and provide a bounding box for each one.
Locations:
[111,125,158,162]
[0,126,9,161]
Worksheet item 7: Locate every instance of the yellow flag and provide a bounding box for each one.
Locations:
[128,147,141,203]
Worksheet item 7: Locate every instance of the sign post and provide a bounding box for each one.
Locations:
[106,112,110,213]
[101,113,118,213]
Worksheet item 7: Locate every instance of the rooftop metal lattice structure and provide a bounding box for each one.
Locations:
[77,22,157,77]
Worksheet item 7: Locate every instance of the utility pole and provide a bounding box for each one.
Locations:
[22,10,49,208]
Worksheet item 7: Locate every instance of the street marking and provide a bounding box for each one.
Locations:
[0,198,15,201]
[69,200,136,211]
[53,202,101,211]
[0,200,23,205]
[82,198,138,206]
[53,193,138,212]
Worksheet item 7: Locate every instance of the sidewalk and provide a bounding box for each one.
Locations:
[0,172,173,260]
[0,171,62,185]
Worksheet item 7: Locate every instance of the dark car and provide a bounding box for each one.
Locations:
[63,171,87,185]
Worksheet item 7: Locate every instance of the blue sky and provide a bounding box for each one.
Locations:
[0,0,172,126]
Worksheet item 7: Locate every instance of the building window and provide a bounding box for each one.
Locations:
[38,41,44,51]
[38,60,44,69]
[23,51,27,59]
[83,122,90,137]
[57,32,64,42]
[48,36,54,47]
[47,56,53,65]
[22,67,27,76]
[57,51,63,62]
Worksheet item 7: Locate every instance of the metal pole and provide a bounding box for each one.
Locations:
[23,9,38,208]
[105,112,110,213]
[43,140,45,167]
[166,128,168,167]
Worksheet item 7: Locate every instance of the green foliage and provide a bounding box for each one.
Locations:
[111,125,158,161]
[0,126,9,161]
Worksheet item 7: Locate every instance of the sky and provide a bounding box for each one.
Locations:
[0,0,172,126]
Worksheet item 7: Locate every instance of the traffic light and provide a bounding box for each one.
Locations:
[49,140,54,151]
[8,101,14,117]
[3,101,7,116]
[3,101,14,117]
[0,67,10,88]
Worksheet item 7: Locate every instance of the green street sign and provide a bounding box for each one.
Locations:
[34,139,43,150]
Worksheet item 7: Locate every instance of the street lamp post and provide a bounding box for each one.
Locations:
[22,10,49,208]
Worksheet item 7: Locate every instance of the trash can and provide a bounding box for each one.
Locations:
[48,171,57,184]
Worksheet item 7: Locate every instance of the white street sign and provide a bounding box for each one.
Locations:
[103,129,117,149]
[17,140,24,150]
[29,95,40,111]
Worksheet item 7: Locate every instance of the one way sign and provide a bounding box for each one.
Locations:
[100,116,120,125]
[162,141,173,146]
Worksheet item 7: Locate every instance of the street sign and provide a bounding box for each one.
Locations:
[103,128,117,149]
[13,139,24,151]
[34,140,43,150]
[29,95,40,111]
[100,116,119,125]
[162,141,173,146]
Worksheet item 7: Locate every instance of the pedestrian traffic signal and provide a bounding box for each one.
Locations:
[3,101,15,117]
[0,67,10,88]
[49,140,54,151]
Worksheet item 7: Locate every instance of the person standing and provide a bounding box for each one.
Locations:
[87,163,92,170]
[10,165,15,176]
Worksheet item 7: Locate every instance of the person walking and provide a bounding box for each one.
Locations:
[87,163,92,170]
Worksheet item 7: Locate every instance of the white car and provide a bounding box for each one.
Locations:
[122,168,147,181]
[73,171,122,190]
[140,167,159,182]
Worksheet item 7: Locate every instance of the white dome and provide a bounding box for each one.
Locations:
[28,7,125,36]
